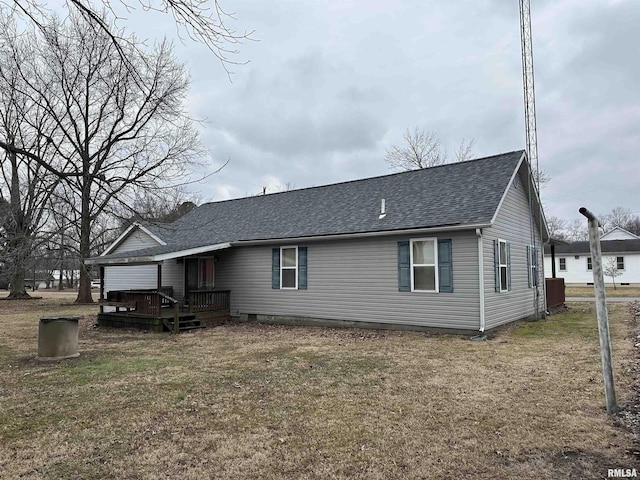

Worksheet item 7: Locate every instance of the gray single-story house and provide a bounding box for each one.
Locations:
[86,150,549,332]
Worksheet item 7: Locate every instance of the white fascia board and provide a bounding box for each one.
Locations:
[85,255,158,266]
[233,224,490,246]
[100,222,166,256]
[86,242,232,265]
[154,243,232,261]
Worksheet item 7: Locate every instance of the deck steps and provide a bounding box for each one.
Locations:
[162,314,204,333]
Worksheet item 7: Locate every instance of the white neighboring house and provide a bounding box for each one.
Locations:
[600,226,640,241]
[544,227,640,285]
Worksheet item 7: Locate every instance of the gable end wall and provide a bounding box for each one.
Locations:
[483,173,545,330]
[111,228,161,254]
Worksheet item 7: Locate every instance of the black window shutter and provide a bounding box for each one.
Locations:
[526,245,532,288]
[272,248,280,289]
[298,247,308,290]
[507,242,512,291]
[532,246,539,287]
[438,239,453,293]
[494,239,500,292]
[398,241,410,292]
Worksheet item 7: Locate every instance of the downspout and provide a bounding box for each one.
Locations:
[476,228,486,332]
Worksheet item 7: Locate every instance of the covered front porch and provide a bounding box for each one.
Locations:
[92,244,232,333]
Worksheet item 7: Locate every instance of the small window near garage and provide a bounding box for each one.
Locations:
[411,238,438,292]
[587,257,592,271]
[616,256,625,270]
[559,258,566,271]
[280,246,298,289]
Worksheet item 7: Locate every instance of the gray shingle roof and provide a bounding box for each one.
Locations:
[103,150,526,260]
[545,239,640,255]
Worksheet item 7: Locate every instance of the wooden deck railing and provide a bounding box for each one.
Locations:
[119,290,161,316]
[106,288,230,316]
[188,290,230,313]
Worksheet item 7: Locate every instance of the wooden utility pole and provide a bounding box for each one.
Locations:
[579,207,618,414]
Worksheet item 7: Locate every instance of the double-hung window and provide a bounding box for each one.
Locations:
[559,258,566,271]
[410,238,438,292]
[398,239,453,293]
[272,247,307,290]
[495,240,511,292]
[280,247,298,289]
[587,257,592,271]
[616,256,625,270]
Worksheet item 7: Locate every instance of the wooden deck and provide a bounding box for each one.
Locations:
[98,289,231,332]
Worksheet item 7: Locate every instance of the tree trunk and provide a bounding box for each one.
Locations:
[74,176,93,303]
[7,260,30,299]
[5,149,31,299]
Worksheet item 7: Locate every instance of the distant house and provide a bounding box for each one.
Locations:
[86,150,549,333]
[544,227,640,286]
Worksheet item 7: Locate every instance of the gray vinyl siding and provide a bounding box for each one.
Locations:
[161,259,184,299]
[113,228,160,254]
[104,264,158,294]
[483,169,545,330]
[215,231,481,330]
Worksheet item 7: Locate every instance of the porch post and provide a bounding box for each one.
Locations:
[157,263,162,290]
[99,266,105,313]
[551,244,556,278]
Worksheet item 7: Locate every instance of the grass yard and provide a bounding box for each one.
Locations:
[565,285,640,298]
[0,296,638,479]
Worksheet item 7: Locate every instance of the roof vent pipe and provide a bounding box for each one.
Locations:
[378,198,386,219]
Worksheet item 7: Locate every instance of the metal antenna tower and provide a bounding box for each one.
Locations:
[519,0,539,189]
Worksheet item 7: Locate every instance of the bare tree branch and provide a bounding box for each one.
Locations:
[385,127,475,171]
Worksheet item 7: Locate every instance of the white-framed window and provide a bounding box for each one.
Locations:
[410,238,438,292]
[280,246,298,289]
[587,257,592,271]
[616,256,625,270]
[559,257,566,271]
[498,239,509,292]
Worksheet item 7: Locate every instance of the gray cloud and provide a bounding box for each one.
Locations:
[152,0,640,222]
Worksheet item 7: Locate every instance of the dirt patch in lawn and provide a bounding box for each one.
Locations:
[0,301,638,479]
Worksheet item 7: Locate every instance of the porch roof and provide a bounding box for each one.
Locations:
[86,242,232,265]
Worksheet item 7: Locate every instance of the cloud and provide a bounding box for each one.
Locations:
[150,0,640,221]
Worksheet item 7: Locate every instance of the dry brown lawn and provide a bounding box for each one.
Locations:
[566,285,640,298]
[0,296,638,479]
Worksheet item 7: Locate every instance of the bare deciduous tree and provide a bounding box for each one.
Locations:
[454,138,475,163]
[385,128,449,171]
[601,206,634,233]
[603,257,621,290]
[0,33,61,298]
[0,12,205,303]
[385,128,479,171]
[6,0,252,73]
[565,219,588,242]
[546,215,567,240]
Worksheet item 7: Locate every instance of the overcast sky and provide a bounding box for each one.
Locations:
[123,0,638,223]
